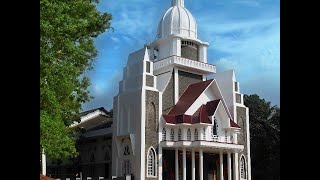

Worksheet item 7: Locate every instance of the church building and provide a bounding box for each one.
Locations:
[45,1,251,180]
[112,0,251,180]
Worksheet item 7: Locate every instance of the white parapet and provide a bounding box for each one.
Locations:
[153,56,216,75]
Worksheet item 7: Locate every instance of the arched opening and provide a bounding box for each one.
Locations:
[147,147,157,177]
[240,155,247,179]
[147,102,157,131]
[194,128,199,140]
[170,129,175,141]
[181,40,199,61]
[187,128,191,141]
[162,128,167,141]
[213,117,218,135]
[203,128,206,140]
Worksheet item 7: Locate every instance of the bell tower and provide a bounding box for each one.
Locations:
[148,0,216,105]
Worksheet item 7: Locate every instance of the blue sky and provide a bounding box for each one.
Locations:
[82,0,280,111]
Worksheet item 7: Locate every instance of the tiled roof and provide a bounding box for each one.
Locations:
[79,107,110,117]
[230,119,241,128]
[168,79,213,115]
[163,99,221,124]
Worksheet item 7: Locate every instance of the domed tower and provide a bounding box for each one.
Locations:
[149,0,212,69]
[157,0,197,39]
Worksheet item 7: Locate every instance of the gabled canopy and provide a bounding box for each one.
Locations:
[163,79,240,128]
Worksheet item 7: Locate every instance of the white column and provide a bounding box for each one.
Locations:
[192,150,195,180]
[199,149,203,180]
[183,148,186,180]
[220,151,224,180]
[174,68,179,104]
[233,153,239,180]
[159,147,163,180]
[175,149,179,180]
[228,152,232,180]
[41,148,46,176]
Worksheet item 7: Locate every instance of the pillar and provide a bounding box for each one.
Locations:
[174,68,179,104]
[183,148,186,180]
[159,147,163,180]
[228,152,232,180]
[199,149,203,180]
[233,153,239,180]
[220,151,223,180]
[41,148,46,176]
[192,150,195,180]
[175,149,179,180]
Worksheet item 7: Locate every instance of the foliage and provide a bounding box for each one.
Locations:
[244,94,280,180]
[40,0,112,159]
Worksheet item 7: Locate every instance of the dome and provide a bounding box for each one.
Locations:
[157,0,197,39]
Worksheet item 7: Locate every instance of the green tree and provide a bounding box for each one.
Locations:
[40,0,112,160]
[244,94,280,180]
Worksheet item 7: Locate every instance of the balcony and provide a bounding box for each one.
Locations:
[160,139,243,152]
[153,55,216,74]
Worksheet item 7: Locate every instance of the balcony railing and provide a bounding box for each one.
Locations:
[162,135,234,144]
[153,55,216,74]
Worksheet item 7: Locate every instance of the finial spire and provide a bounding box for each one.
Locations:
[172,0,184,7]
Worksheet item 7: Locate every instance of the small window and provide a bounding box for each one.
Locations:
[170,129,175,141]
[236,93,242,104]
[162,128,166,141]
[146,61,150,73]
[187,129,191,141]
[154,49,159,60]
[240,155,247,179]
[235,81,239,92]
[203,128,206,140]
[194,129,199,140]
[147,148,157,177]
[178,129,182,141]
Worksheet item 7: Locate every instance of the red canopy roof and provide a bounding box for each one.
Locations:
[163,99,220,124]
[168,79,213,115]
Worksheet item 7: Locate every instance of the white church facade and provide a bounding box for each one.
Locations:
[112,0,251,180]
[46,1,251,180]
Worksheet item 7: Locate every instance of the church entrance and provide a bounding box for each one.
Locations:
[162,149,175,180]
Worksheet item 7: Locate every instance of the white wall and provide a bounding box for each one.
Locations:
[211,70,236,120]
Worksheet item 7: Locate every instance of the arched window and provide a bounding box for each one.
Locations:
[170,129,175,141]
[162,128,166,141]
[90,153,95,163]
[203,128,206,140]
[147,148,157,177]
[178,129,182,141]
[194,129,198,140]
[213,117,218,135]
[148,102,157,131]
[104,147,111,161]
[187,129,191,141]
[240,155,247,179]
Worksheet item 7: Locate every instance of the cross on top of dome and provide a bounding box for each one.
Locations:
[172,0,184,7]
